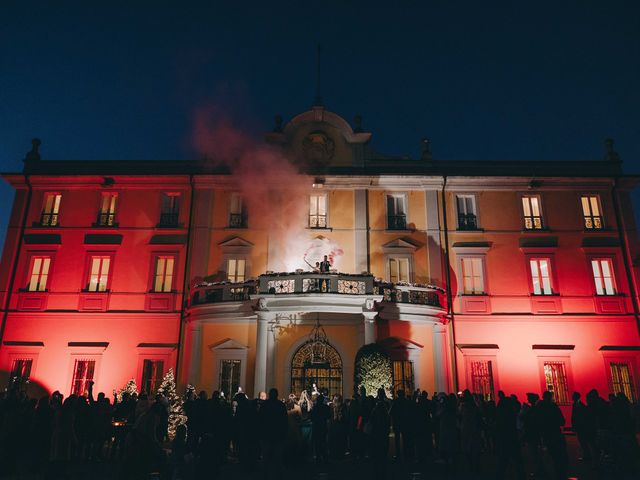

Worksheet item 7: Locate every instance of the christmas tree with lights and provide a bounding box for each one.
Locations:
[157,368,187,439]
[116,378,138,403]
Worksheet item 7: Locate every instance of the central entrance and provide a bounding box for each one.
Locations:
[290,341,342,398]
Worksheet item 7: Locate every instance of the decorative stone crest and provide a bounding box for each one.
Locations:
[302,130,335,165]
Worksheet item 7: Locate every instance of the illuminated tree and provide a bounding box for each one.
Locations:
[157,368,187,439]
[116,378,138,402]
[354,343,392,398]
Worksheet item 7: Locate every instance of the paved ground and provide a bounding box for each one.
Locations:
[2,434,638,479]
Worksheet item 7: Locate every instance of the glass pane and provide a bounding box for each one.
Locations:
[318,195,326,215]
[581,196,591,216]
[389,259,398,283]
[522,197,531,217]
[227,259,236,281]
[156,257,166,276]
[590,197,600,216]
[399,258,409,282]
[530,197,540,216]
[309,196,317,215]
[237,259,246,282]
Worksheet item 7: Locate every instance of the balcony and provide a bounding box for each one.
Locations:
[229,213,247,228]
[190,271,444,308]
[158,212,180,228]
[39,212,59,227]
[375,282,443,307]
[94,212,117,227]
[457,213,478,230]
[387,215,407,230]
[309,215,327,229]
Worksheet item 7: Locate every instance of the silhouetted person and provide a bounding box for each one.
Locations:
[370,388,390,480]
[415,391,434,461]
[310,393,330,464]
[390,389,413,461]
[259,388,287,480]
[459,389,482,473]
[495,395,525,480]
[538,391,567,480]
[319,255,331,273]
[571,391,593,462]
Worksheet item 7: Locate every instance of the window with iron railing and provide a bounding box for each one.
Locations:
[229,193,247,228]
[386,194,407,230]
[610,362,636,402]
[581,195,603,230]
[543,361,570,405]
[456,195,478,230]
[470,360,495,400]
[96,193,118,227]
[141,359,164,395]
[159,193,180,227]
[10,358,33,383]
[40,193,61,227]
[309,194,327,228]
[86,256,111,292]
[591,258,616,296]
[27,256,51,292]
[152,256,175,292]
[71,359,95,396]
[522,195,543,230]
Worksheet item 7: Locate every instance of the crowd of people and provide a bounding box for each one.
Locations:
[0,380,638,479]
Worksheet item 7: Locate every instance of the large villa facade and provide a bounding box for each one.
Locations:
[1,106,639,417]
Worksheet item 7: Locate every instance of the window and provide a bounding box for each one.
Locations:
[309,194,327,228]
[229,193,246,228]
[388,257,410,283]
[610,362,636,402]
[71,359,95,396]
[392,360,414,395]
[10,358,33,382]
[470,360,495,400]
[461,257,485,294]
[219,359,241,398]
[522,195,543,230]
[456,195,478,230]
[153,256,175,292]
[530,259,553,295]
[227,258,246,283]
[159,193,180,227]
[97,193,118,226]
[591,258,616,295]
[86,256,111,292]
[141,359,164,394]
[543,361,570,405]
[386,194,407,230]
[41,193,61,227]
[27,256,51,292]
[581,195,603,230]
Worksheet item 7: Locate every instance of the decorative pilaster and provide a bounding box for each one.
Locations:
[254,313,269,396]
[186,325,202,387]
[433,323,450,392]
[363,312,376,345]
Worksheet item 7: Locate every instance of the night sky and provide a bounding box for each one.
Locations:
[1,2,639,245]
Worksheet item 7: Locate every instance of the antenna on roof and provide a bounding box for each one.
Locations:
[314,44,323,107]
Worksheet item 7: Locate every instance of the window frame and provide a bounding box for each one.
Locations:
[391,360,415,396]
[308,193,329,229]
[466,356,497,401]
[455,193,480,230]
[520,194,545,231]
[83,252,115,293]
[140,358,165,395]
[537,355,573,406]
[229,192,247,228]
[149,253,178,293]
[580,194,604,231]
[96,192,119,227]
[385,192,408,231]
[69,357,97,397]
[159,192,181,227]
[459,255,487,295]
[589,256,618,296]
[527,256,556,296]
[601,353,638,403]
[40,192,62,227]
[386,255,413,284]
[226,256,248,283]
[210,339,248,397]
[23,253,55,292]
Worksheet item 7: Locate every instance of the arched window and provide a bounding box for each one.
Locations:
[290,341,342,398]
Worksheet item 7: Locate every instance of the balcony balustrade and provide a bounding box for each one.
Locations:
[158,212,180,227]
[191,271,444,308]
[457,213,478,230]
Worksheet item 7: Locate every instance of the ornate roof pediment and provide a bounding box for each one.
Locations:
[218,236,254,253]
[209,338,249,351]
[381,238,419,253]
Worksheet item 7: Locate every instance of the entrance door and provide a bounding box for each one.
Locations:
[291,341,342,398]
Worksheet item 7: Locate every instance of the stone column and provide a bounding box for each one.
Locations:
[433,323,450,392]
[254,314,269,396]
[354,190,369,273]
[266,324,276,390]
[363,312,377,345]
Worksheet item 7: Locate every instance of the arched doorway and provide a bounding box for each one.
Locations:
[290,341,342,397]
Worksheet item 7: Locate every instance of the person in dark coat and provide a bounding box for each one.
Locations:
[538,391,568,480]
[259,388,288,480]
[310,393,331,464]
[571,391,594,462]
[370,388,391,480]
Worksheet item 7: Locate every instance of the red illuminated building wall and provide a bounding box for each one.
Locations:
[0,110,639,417]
